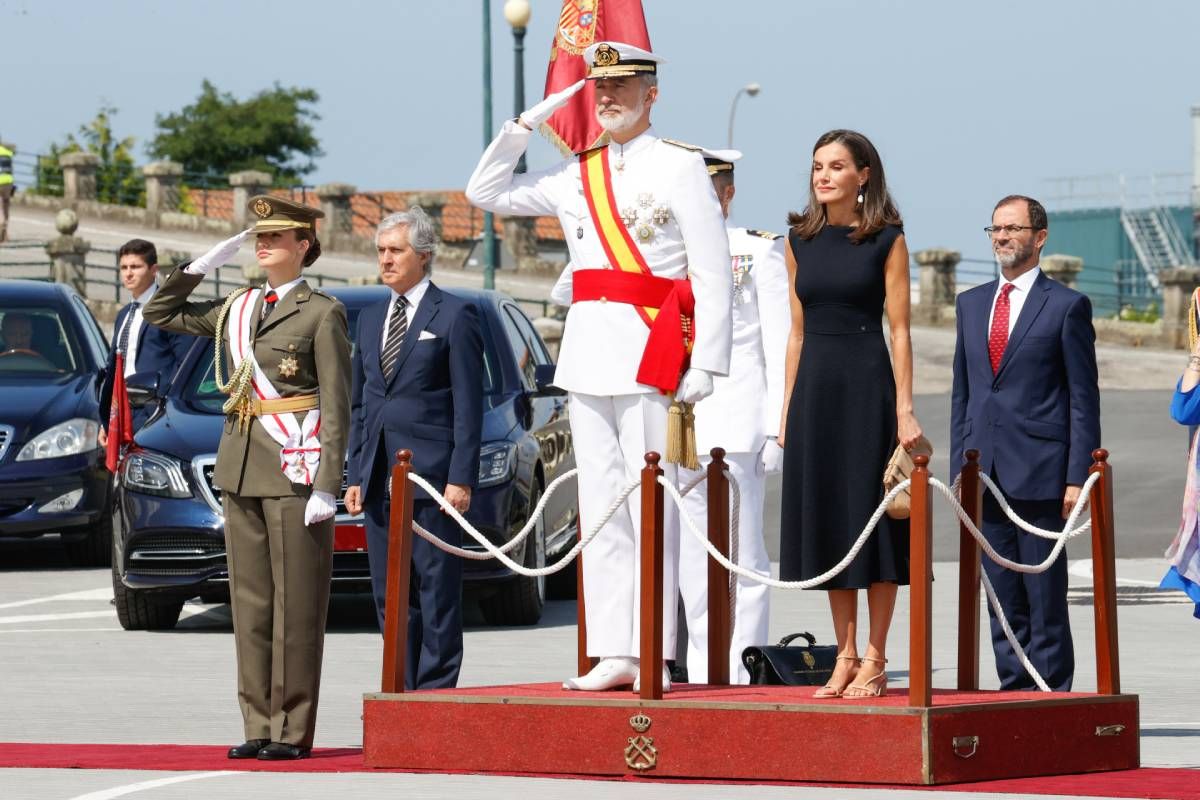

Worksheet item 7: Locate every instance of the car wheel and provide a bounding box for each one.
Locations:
[64,510,113,568]
[111,544,183,631]
[481,477,546,626]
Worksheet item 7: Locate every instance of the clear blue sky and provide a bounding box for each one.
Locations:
[3,0,1198,262]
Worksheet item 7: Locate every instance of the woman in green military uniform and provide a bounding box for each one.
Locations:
[143,196,351,761]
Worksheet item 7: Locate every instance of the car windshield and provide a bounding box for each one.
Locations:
[180,302,501,410]
[0,306,86,375]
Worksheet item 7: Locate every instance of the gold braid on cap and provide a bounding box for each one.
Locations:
[213,287,257,431]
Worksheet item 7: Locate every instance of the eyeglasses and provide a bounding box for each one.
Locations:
[984,224,1041,237]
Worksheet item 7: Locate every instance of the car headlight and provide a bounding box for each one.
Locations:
[16,418,101,461]
[122,450,191,498]
[477,441,517,488]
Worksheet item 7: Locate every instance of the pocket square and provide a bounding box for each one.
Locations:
[418,330,438,341]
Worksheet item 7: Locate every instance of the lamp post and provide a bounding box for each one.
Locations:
[481,0,498,289]
[505,0,532,174]
[726,82,761,149]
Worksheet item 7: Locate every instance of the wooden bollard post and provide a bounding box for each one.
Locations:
[706,447,732,686]
[381,450,415,693]
[956,450,983,691]
[576,519,593,677]
[638,452,665,700]
[1088,449,1120,695]
[908,453,933,707]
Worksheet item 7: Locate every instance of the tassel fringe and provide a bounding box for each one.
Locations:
[666,401,700,470]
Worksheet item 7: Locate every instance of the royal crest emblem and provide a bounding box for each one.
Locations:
[593,42,618,67]
[278,354,299,379]
[802,651,816,669]
[253,198,273,219]
[624,713,657,771]
[554,0,600,55]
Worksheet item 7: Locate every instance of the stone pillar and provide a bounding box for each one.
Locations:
[1041,253,1083,290]
[142,160,183,224]
[59,152,100,204]
[45,208,90,296]
[229,170,273,230]
[1160,266,1200,349]
[913,248,961,325]
[502,216,541,272]
[315,183,357,248]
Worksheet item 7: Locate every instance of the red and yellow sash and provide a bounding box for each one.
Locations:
[579,147,656,327]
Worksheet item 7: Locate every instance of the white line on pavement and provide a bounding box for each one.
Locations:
[0,587,112,610]
[1068,559,1166,587]
[66,771,236,800]
[0,627,123,633]
[0,610,114,625]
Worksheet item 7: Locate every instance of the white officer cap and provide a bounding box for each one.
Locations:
[699,148,742,176]
[583,41,664,79]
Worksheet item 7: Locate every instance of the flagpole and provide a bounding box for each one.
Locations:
[482,0,498,290]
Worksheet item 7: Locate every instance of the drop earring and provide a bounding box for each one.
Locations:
[856,184,865,205]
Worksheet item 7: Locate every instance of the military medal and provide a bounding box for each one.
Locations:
[278,354,299,378]
[576,226,584,239]
[732,254,753,304]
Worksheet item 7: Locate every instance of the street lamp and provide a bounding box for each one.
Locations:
[727,82,761,148]
[481,0,498,289]
[505,0,532,174]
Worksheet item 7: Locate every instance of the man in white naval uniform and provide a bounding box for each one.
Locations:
[466,41,732,692]
[677,149,790,684]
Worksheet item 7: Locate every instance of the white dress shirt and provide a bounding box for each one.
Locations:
[119,284,158,377]
[987,265,1041,337]
[380,276,430,352]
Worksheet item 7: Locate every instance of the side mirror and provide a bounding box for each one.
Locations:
[125,371,161,407]
[532,363,565,397]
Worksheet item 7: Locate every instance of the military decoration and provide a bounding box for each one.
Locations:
[253,198,273,219]
[620,193,671,245]
[732,254,754,304]
[278,354,300,379]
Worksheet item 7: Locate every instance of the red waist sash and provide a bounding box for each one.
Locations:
[572,268,694,393]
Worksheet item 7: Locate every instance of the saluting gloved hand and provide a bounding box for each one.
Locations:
[519,79,587,130]
[186,228,254,277]
[760,439,784,475]
[674,368,715,404]
[304,490,337,526]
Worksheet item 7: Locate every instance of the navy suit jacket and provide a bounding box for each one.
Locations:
[347,283,484,502]
[99,299,195,425]
[950,270,1101,501]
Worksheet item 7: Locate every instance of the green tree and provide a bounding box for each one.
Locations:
[149,80,323,184]
[35,106,144,205]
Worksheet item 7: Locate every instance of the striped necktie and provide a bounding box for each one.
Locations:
[380,295,408,381]
[117,302,140,355]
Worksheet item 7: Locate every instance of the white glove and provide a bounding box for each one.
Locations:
[304,490,336,526]
[674,368,714,404]
[186,228,253,276]
[760,439,784,475]
[519,79,586,129]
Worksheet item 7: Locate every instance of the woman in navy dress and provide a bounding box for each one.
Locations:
[778,130,923,698]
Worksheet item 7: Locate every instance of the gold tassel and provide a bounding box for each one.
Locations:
[666,401,700,470]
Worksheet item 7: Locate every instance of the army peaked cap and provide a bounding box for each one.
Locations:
[246,195,325,233]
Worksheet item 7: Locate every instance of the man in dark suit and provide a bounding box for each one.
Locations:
[951,195,1100,691]
[99,239,194,444]
[344,206,483,690]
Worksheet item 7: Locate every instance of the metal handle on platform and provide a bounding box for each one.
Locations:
[1095,724,1126,737]
[951,735,979,759]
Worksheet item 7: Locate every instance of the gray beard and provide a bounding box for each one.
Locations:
[595,98,645,134]
[995,241,1033,269]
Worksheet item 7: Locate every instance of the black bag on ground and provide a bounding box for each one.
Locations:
[742,632,838,686]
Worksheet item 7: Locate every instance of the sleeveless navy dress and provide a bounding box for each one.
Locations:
[779,223,909,588]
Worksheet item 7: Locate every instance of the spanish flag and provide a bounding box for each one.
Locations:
[105,354,133,473]
[541,0,651,155]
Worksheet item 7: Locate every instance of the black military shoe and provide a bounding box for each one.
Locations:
[227,739,270,759]
[256,742,311,760]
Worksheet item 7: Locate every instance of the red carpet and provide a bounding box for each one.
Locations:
[0,743,1196,798]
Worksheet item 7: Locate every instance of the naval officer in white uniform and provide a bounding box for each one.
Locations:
[677,149,790,684]
[466,41,732,692]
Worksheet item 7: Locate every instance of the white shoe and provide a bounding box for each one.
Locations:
[562,657,639,691]
[632,663,672,694]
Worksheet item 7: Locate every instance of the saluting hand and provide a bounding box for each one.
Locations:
[519,79,587,130]
[186,228,254,277]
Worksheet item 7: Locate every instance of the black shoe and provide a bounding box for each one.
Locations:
[227,739,270,759]
[256,742,311,760]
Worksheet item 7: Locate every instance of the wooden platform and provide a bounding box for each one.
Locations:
[362,683,1139,785]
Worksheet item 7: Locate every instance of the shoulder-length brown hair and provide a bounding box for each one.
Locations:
[787,129,902,243]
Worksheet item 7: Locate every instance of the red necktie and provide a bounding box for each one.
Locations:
[262,290,278,321]
[988,283,1015,374]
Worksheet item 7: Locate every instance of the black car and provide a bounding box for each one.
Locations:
[0,280,115,565]
[112,286,577,630]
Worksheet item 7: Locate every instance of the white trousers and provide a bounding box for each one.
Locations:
[678,451,771,683]
[569,391,678,658]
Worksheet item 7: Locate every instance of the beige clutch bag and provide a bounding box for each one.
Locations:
[882,436,933,520]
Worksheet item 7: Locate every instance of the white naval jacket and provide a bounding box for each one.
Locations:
[693,227,792,455]
[466,121,732,396]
